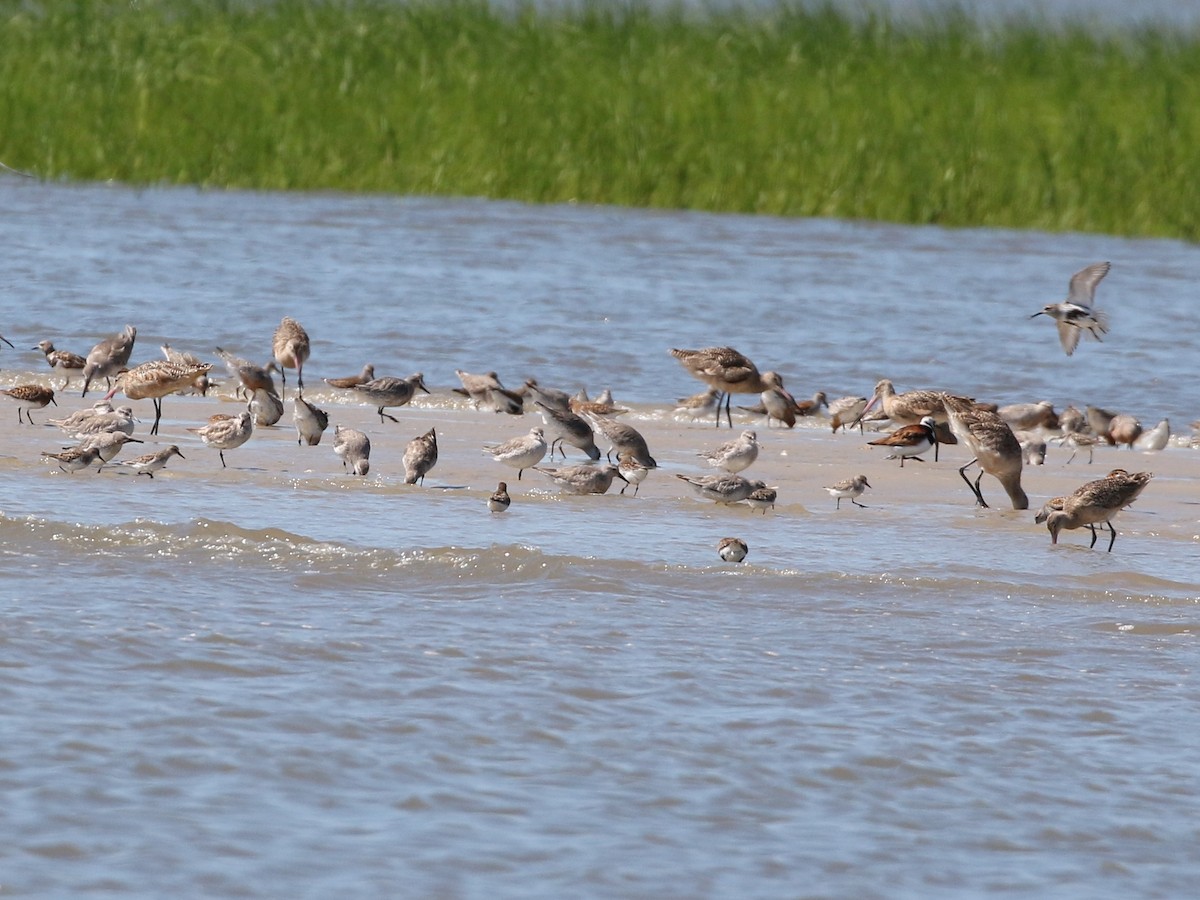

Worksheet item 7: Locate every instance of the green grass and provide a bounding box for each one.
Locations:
[2,0,1199,239]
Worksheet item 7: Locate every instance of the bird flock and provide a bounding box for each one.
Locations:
[0,262,1168,559]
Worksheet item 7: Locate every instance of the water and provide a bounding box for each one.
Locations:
[1,176,1197,898]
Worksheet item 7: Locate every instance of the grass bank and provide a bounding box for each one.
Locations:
[2,1,1199,239]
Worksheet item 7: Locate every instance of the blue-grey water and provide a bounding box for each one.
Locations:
[1,176,1198,899]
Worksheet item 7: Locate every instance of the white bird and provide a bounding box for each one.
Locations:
[188,410,253,468]
[483,427,548,480]
[293,396,329,446]
[698,430,759,473]
[1031,261,1111,356]
[119,444,186,479]
[1135,418,1170,452]
[824,474,871,509]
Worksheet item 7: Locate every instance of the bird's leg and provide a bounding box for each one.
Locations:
[724,393,733,428]
[973,470,989,508]
[958,458,981,505]
[853,499,868,508]
[1105,521,1117,552]
[219,450,227,468]
[151,397,163,435]
[1088,525,1099,549]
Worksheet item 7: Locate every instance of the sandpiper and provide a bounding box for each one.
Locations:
[535,400,601,461]
[717,537,748,563]
[403,427,438,485]
[333,425,371,476]
[293,396,329,446]
[1136,418,1170,452]
[324,363,375,390]
[616,453,651,496]
[78,431,143,471]
[188,409,253,467]
[674,388,721,422]
[119,444,185,478]
[1031,261,1111,356]
[534,464,627,495]
[81,324,136,396]
[698,429,760,473]
[1044,469,1152,551]
[825,474,871,509]
[353,373,430,423]
[41,445,100,473]
[488,481,512,513]
[483,426,548,480]
[1,384,57,424]
[746,485,778,514]
[675,472,765,505]
[829,396,869,434]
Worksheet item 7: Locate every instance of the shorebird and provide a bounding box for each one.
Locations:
[483,426,548,480]
[737,372,804,428]
[1136,418,1170,452]
[1107,414,1143,449]
[534,463,627,495]
[353,373,429,423]
[81,324,136,396]
[998,400,1058,432]
[867,416,937,467]
[159,344,211,394]
[535,400,601,460]
[1016,431,1047,466]
[942,396,1028,510]
[675,472,765,505]
[674,388,721,422]
[119,444,185,478]
[333,425,371,476]
[717,537,748,563]
[670,346,771,427]
[1086,405,1116,438]
[58,405,136,439]
[1,384,57,424]
[1058,431,1102,464]
[1044,469,1152,551]
[272,316,310,397]
[324,364,375,390]
[249,387,284,427]
[77,431,143,471]
[570,388,627,418]
[864,379,959,459]
[488,481,512,513]
[34,340,86,389]
[48,399,114,433]
[293,396,329,446]
[454,369,524,414]
[698,429,760,473]
[1059,405,1087,436]
[215,347,279,397]
[1031,261,1111,356]
[616,453,651,496]
[829,396,869,434]
[41,445,100,473]
[105,359,213,435]
[188,409,253,467]
[587,415,656,467]
[825,474,871,509]
[523,378,572,411]
[403,427,438,485]
[746,485,777,514]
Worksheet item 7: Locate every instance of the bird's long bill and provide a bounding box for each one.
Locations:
[1029,310,1045,319]
[863,394,879,413]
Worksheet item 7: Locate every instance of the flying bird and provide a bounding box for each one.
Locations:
[1031,261,1111,356]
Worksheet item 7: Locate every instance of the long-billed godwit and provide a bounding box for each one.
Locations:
[106,359,213,435]
[1044,469,1152,551]
[272,316,310,397]
[670,346,771,428]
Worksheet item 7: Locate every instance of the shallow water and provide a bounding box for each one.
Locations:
[1,177,1198,898]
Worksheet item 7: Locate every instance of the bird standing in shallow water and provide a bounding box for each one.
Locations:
[188,410,253,468]
[483,427,547,480]
[488,481,512,513]
[34,340,86,390]
[825,474,871,509]
[942,396,1029,510]
[272,316,310,397]
[1031,261,1111,356]
[353,373,429,423]
[81,325,137,396]
[333,425,371,476]
[1,384,57,424]
[717,537,748,563]
[120,445,185,479]
[867,416,937,467]
[670,346,771,428]
[1044,469,1152,551]
[403,428,438,485]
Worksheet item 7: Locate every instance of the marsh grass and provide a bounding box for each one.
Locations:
[2,0,1199,238]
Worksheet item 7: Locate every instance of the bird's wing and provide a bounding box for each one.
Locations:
[1057,320,1082,356]
[1067,261,1110,307]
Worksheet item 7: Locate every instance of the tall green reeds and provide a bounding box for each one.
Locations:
[2,1,1198,238]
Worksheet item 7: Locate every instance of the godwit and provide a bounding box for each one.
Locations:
[1031,261,1111,356]
[34,340,86,389]
[352,373,429,423]
[272,316,310,397]
[483,427,548,480]
[717,537,748,563]
[188,409,253,467]
[403,428,438,485]
[864,379,958,459]
[534,464,627,495]
[1,384,57,424]
[825,474,871,509]
[106,359,213,435]
[324,364,375,390]
[867,416,937,467]
[119,444,185,479]
[942,396,1028,510]
[81,325,137,396]
[1044,470,1152,551]
[488,481,512,513]
[670,346,771,428]
[333,425,371,476]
